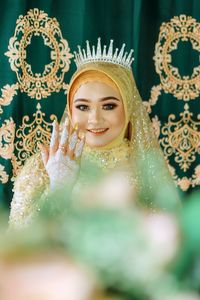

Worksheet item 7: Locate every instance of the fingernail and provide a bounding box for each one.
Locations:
[74,123,79,130]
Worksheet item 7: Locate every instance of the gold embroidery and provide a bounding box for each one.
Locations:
[62,83,69,95]
[177,176,191,191]
[143,84,162,113]
[11,154,23,179]
[167,165,200,191]
[0,118,15,159]
[5,8,73,100]
[83,140,131,171]
[0,84,18,114]
[0,164,9,183]
[160,104,200,172]
[151,115,161,138]
[15,103,57,166]
[154,15,200,101]
[192,164,200,187]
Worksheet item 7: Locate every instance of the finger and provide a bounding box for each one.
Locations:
[57,118,70,155]
[57,117,69,157]
[67,123,79,159]
[61,117,70,144]
[38,143,49,166]
[74,132,85,160]
[50,120,59,156]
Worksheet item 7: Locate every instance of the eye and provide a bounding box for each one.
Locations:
[75,104,89,111]
[103,103,117,110]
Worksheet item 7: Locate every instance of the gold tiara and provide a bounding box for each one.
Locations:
[74,38,134,70]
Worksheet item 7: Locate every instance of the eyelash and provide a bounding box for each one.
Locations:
[75,103,118,111]
[75,104,89,111]
[103,103,117,110]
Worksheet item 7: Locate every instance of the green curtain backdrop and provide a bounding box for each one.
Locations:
[0,0,200,206]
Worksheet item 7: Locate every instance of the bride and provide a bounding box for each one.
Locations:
[9,38,180,228]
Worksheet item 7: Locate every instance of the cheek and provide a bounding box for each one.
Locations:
[71,107,88,129]
[109,107,125,129]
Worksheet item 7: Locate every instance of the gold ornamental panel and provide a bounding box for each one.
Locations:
[160,103,200,172]
[148,14,200,191]
[5,8,73,100]
[154,15,200,101]
[14,103,57,165]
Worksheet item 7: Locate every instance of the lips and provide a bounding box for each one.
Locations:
[87,128,108,135]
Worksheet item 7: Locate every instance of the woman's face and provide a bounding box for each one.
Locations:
[71,81,125,147]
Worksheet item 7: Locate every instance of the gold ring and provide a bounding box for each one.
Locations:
[58,145,66,153]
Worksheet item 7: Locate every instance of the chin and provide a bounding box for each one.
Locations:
[86,139,109,148]
[85,132,117,148]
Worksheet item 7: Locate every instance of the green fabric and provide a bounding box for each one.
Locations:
[0,0,199,206]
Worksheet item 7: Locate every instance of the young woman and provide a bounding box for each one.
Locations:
[9,38,179,228]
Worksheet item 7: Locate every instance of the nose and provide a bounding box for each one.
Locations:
[88,108,103,125]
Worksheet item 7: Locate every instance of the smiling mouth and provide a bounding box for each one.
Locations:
[87,128,108,135]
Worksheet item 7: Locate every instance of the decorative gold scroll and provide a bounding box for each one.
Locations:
[0,118,15,159]
[151,115,161,138]
[175,169,200,191]
[0,164,9,183]
[0,84,18,114]
[153,15,200,101]
[0,118,15,183]
[15,103,57,163]
[160,104,200,172]
[143,84,162,114]
[5,8,73,100]
[192,165,200,187]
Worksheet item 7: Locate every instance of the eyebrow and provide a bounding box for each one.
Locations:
[74,96,120,103]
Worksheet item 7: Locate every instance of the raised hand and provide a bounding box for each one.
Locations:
[39,117,85,190]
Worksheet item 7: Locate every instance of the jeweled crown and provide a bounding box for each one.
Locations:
[74,38,134,70]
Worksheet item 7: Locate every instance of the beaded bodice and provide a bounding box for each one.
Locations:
[82,139,131,171]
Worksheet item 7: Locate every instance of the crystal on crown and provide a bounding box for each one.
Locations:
[74,38,134,70]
